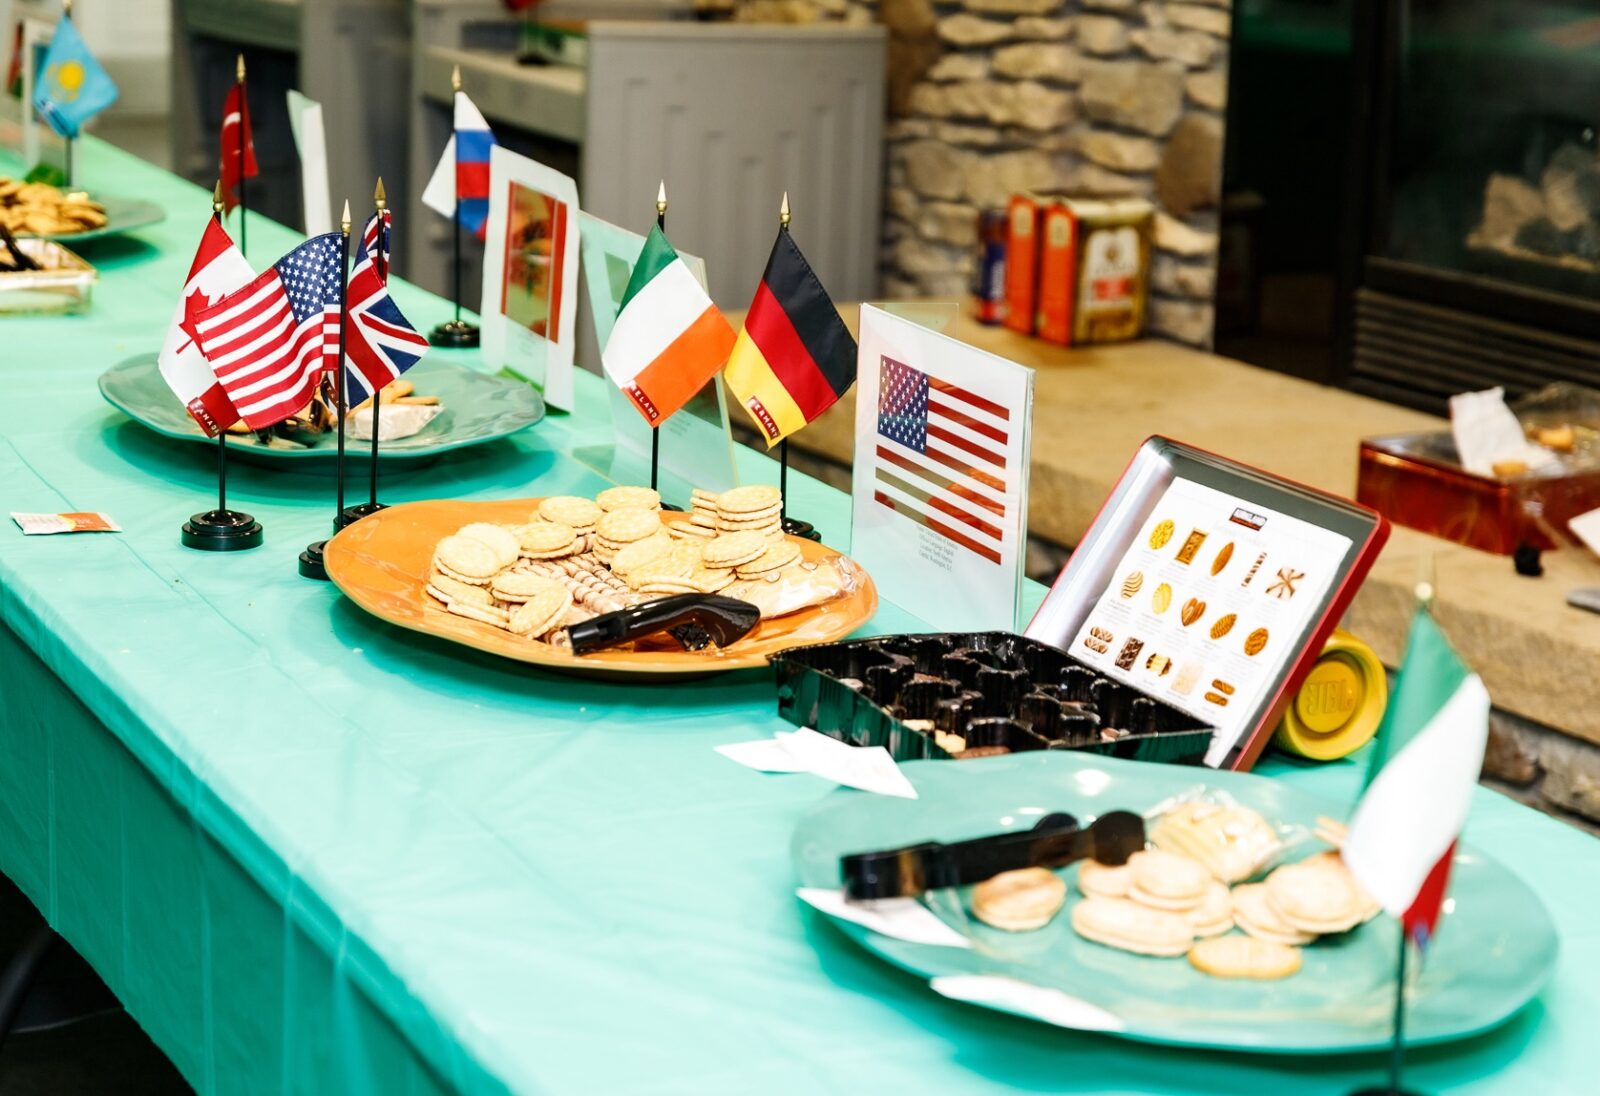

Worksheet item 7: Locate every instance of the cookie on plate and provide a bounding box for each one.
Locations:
[1189,935,1301,980]
[1070,896,1194,957]
[971,868,1067,932]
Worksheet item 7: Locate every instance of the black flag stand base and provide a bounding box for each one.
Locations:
[181,509,263,552]
[429,319,479,348]
[298,539,330,581]
[337,502,387,529]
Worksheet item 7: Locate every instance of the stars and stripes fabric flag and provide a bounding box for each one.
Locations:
[725,229,857,447]
[343,210,427,402]
[219,81,259,214]
[602,224,736,426]
[420,91,496,240]
[874,356,1012,566]
[158,218,256,436]
[192,233,345,431]
[32,14,117,138]
[1341,605,1491,951]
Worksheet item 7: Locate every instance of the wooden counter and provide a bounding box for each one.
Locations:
[782,306,1600,746]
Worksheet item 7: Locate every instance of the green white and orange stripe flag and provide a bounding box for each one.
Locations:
[724,228,857,447]
[601,224,735,426]
[1341,603,1490,951]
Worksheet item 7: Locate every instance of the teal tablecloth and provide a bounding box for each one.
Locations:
[0,140,1595,1095]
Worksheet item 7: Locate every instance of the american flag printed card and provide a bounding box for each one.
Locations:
[850,305,1034,630]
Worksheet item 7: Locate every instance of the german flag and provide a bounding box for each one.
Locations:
[725,230,857,446]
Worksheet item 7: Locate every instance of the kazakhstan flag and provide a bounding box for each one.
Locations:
[32,16,118,138]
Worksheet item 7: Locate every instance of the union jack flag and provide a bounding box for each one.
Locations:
[344,210,428,401]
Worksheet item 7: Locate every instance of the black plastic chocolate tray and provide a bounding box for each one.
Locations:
[772,632,1216,765]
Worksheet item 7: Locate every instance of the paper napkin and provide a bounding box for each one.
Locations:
[796,888,971,949]
[1449,388,1555,477]
[715,727,917,798]
[930,975,1123,1031]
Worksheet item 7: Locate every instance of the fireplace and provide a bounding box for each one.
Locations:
[1342,0,1600,412]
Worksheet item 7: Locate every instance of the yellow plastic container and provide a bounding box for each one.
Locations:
[1271,629,1389,761]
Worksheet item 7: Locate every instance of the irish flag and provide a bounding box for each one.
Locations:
[602,225,735,425]
[1342,606,1490,949]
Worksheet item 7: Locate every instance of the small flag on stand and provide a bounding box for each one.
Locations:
[602,223,736,426]
[31,12,117,138]
[1342,604,1490,948]
[158,218,255,435]
[420,89,496,240]
[192,233,345,431]
[344,209,428,402]
[219,78,259,213]
[725,226,857,447]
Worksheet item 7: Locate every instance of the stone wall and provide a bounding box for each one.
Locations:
[737,0,1230,348]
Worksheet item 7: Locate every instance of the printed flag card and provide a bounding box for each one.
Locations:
[850,304,1033,630]
[480,146,580,412]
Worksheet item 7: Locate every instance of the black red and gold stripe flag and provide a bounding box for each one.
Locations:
[724,229,856,446]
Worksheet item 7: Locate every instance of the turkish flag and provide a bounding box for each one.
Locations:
[219,82,259,213]
[157,219,256,434]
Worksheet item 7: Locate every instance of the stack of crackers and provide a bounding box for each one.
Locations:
[0,178,108,236]
[423,484,837,648]
[968,799,1380,982]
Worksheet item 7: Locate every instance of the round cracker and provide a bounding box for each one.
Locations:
[703,531,766,568]
[434,534,504,579]
[972,867,1066,932]
[491,572,566,603]
[1189,935,1302,980]
[446,600,510,627]
[515,520,578,554]
[1230,883,1316,946]
[455,523,520,567]
[428,571,496,607]
[508,586,571,637]
[1264,859,1366,935]
[717,484,781,514]
[1131,850,1211,905]
[735,540,801,575]
[1070,896,1193,957]
[1078,855,1139,899]
[612,535,675,576]
[596,485,661,512]
[596,507,663,545]
[537,495,601,529]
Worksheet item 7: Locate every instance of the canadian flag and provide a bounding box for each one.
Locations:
[157,218,255,435]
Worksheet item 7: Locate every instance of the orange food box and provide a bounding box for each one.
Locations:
[1034,201,1078,345]
[1002,196,1041,335]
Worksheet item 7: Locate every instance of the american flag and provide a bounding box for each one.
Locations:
[344,210,427,402]
[875,355,1010,565]
[193,232,344,431]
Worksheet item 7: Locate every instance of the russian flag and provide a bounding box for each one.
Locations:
[421,91,496,240]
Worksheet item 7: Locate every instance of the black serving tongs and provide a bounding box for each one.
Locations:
[839,809,1146,901]
[0,224,40,272]
[553,593,761,655]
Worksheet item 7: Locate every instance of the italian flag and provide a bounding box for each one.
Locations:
[602,225,735,426]
[1342,607,1490,949]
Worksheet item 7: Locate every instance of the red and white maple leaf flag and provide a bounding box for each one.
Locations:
[157,218,255,436]
[1341,606,1490,950]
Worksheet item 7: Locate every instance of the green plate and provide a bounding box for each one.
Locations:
[27,195,166,242]
[791,752,1558,1054]
[99,354,544,463]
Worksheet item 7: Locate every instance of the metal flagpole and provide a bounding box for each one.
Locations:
[235,54,248,259]
[650,180,666,494]
[60,2,73,187]
[774,192,818,541]
[340,179,390,526]
[430,66,478,347]
[334,200,352,529]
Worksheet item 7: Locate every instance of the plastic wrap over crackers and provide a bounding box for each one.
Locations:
[772,631,1216,765]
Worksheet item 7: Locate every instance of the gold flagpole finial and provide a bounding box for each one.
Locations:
[341,199,352,235]
[212,179,225,216]
[236,53,246,83]
[63,0,73,17]
[451,64,462,93]
[1415,553,1437,610]
[780,192,791,230]
[656,180,667,216]
[374,177,387,211]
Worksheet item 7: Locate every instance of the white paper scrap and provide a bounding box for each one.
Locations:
[931,975,1124,1032]
[797,888,972,949]
[715,728,918,798]
[775,727,918,799]
[1571,507,1600,561]
[1449,388,1556,477]
[713,738,808,773]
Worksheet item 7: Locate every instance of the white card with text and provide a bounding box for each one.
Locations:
[850,304,1033,630]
